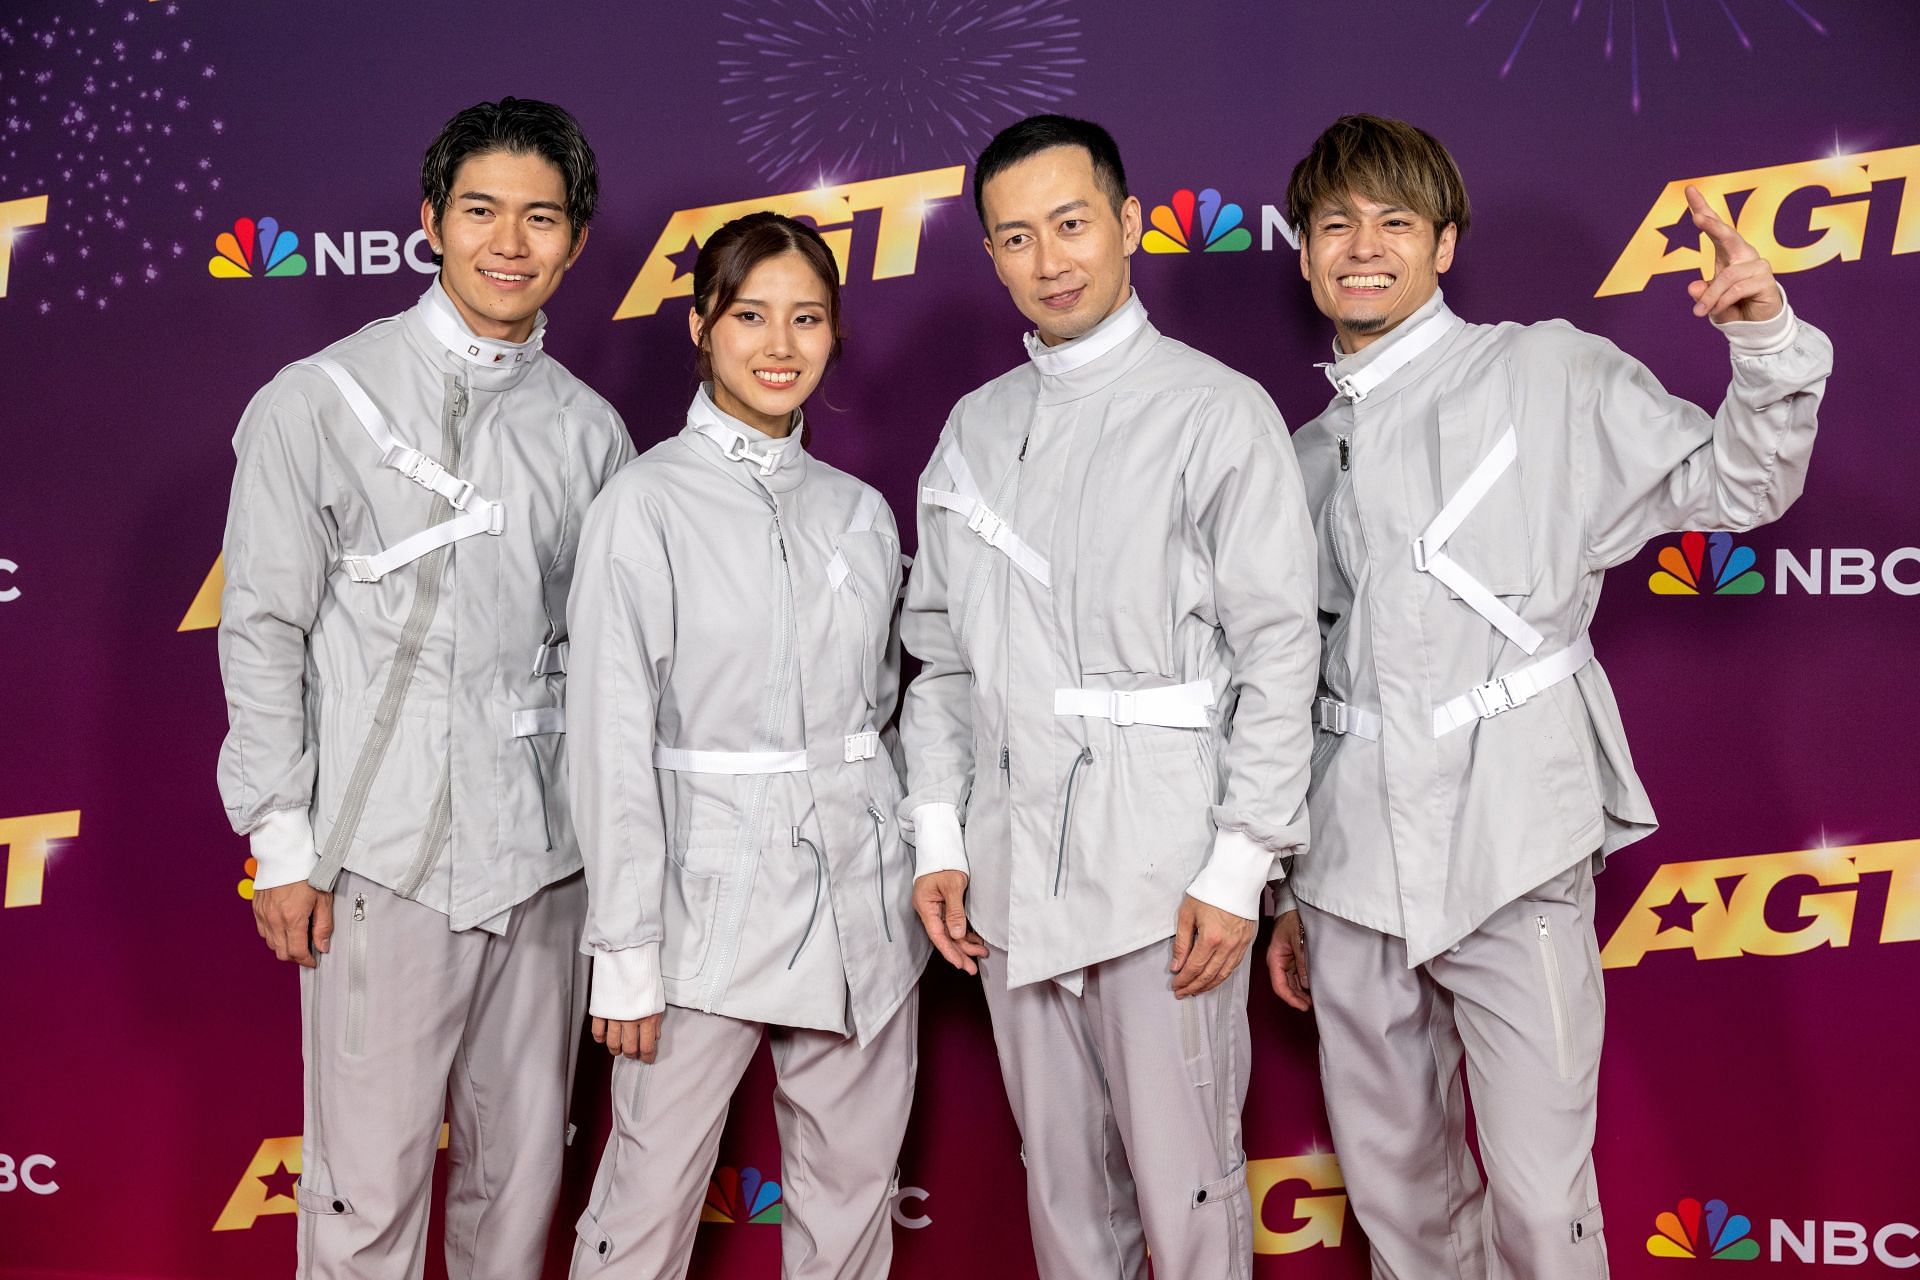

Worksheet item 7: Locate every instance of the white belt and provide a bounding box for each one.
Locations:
[1313,696,1381,741]
[1413,425,1543,655]
[1053,679,1214,728]
[1431,635,1594,737]
[511,707,565,736]
[920,439,1051,587]
[653,728,881,774]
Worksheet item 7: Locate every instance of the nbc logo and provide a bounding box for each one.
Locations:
[237,854,257,901]
[1649,1197,1760,1261]
[1143,188,1253,254]
[209,217,309,279]
[1649,531,1763,595]
[702,1166,782,1225]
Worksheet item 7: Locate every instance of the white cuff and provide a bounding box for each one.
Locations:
[1264,878,1298,919]
[911,803,969,880]
[589,944,665,1021]
[248,808,318,891]
[1185,827,1278,921]
[1715,286,1797,356]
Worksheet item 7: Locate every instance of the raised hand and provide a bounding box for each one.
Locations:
[914,870,988,975]
[1684,184,1784,325]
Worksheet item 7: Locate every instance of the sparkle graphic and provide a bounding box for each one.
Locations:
[718,0,1082,188]
[0,2,225,314]
[1466,0,1828,113]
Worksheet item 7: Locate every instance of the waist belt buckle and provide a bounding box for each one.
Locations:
[844,730,879,763]
[966,503,1004,546]
[1107,689,1137,727]
[1313,696,1345,734]
[1467,675,1518,720]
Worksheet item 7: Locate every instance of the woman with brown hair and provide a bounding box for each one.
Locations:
[565,212,927,1278]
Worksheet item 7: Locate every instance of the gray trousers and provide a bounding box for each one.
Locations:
[295,870,590,1280]
[570,995,919,1279]
[979,942,1253,1280]
[1300,863,1609,1280]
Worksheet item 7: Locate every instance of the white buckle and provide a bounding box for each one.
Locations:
[1336,375,1365,402]
[444,476,476,510]
[966,503,1004,545]
[843,730,879,763]
[484,502,507,535]
[1313,696,1345,734]
[1412,536,1432,572]
[1107,690,1137,727]
[342,555,378,584]
[1467,676,1518,719]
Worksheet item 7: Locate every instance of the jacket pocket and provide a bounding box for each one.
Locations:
[344,891,369,1055]
[830,529,898,711]
[1434,369,1533,599]
[1534,913,1575,1080]
[663,794,732,982]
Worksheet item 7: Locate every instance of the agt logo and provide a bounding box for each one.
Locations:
[1599,143,1920,297]
[207,215,439,280]
[1648,533,1920,598]
[1649,1196,1920,1268]
[0,811,81,909]
[0,1153,60,1196]
[214,1127,448,1230]
[702,1165,931,1229]
[1140,185,1299,256]
[1601,838,1919,969]
[614,166,965,320]
[1249,1152,1350,1256]
[0,194,50,297]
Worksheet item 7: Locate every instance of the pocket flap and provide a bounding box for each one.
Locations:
[1190,1157,1248,1209]
[295,1183,353,1215]
[575,1206,616,1262]
[1572,1202,1605,1242]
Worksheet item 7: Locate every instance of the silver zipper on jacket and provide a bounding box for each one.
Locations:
[345,892,369,1054]
[867,801,894,943]
[1535,914,1575,1080]
[703,507,797,1009]
[1053,746,1095,896]
[317,374,468,891]
[788,826,825,969]
[1320,433,1359,698]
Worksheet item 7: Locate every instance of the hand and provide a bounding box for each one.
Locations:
[1267,910,1313,1012]
[1684,184,1784,325]
[1169,895,1256,998]
[913,870,988,975]
[253,880,332,968]
[593,1012,664,1063]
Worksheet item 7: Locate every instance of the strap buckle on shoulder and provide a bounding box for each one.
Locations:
[1107,689,1137,727]
[844,730,880,763]
[1466,675,1517,720]
[483,501,507,535]
[342,555,378,584]
[966,503,1004,545]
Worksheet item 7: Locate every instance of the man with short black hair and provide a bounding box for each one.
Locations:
[1268,113,1831,1277]
[902,113,1319,1279]
[217,97,633,1277]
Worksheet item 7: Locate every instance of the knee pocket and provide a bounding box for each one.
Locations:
[1572,1203,1604,1245]
[575,1207,616,1264]
[295,1183,354,1216]
[1189,1156,1248,1210]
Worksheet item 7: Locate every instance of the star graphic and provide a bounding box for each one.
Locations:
[1651,890,1704,934]
[258,1162,299,1202]
[665,235,702,284]
[1658,189,1754,255]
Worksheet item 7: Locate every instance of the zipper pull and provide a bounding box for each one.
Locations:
[1536,915,1551,940]
[791,825,802,848]
[1338,436,1350,471]
[999,744,1010,773]
[353,893,366,922]
[452,379,469,419]
[1018,435,1030,461]
[866,801,887,826]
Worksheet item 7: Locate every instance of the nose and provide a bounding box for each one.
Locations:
[489,214,529,259]
[764,322,794,358]
[1033,231,1069,281]
[1349,221,1383,261]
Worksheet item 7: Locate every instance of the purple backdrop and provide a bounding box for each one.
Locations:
[2,1,1917,1275]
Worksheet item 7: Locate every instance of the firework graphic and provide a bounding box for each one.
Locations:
[0,1,226,315]
[718,0,1082,188]
[1466,0,1828,113]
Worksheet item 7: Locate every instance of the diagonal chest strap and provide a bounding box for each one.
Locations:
[827,488,885,591]
[919,440,1052,587]
[305,358,506,583]
[1412,425,1543,655]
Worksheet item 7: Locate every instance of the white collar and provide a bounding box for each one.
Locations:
[418,279,545,369]
[687,385,802,476]
[1023,290,1150,375]
[1319,300,1458,403]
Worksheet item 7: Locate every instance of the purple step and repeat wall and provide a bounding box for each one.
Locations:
[2,0,1917,1275]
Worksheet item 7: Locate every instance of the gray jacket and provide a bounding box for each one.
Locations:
[568,389,926,1043]
[900,293,1320,990]
[1292,288,1832,964]
[217,281,633,930]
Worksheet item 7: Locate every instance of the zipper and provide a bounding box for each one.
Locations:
[318,373,469,887]
[1535,915,1575,1080]
[788,826,825,969]
[867,802,894,942]
[999,744,1010,778]
[346,892,369,1054]
[1053,746,1094,896]
[1319,433,1360,699]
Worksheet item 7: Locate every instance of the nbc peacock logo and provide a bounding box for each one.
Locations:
[208,216,309,279]
[1142,188,1253,254]
[1649,531,1764,596]
[701,1166,782,1225]
[1648,1196,1760,1261]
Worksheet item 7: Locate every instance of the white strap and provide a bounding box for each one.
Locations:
[1431,634,1595,737]
[920,442,1052,587]
[1412,426,1543,655]
[512,707,566,736]
[1053,679,1215,729]
[532,639,568,676]
[686,391,798,476]
[1314,696,1381,741]
[827,489,886,591]
[418,283,543,368]
[653,746,808,774]
[1024,292,1149,375]
[1323,309,1458,402]
[341,499,505,583]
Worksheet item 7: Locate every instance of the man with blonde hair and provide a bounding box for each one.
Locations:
[1267,113,1831,1277]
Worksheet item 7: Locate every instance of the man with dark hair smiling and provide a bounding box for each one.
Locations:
[901,113,1319,1278]
[216,97,632,1277]
[1268,113,1832,1277]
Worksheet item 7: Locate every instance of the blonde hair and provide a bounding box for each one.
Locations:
[1287,114,1470,242]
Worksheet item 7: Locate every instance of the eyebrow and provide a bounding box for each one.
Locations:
[457,190,567,214]
[729,297,829,308]
[1320,203,1412,219]
[991,198,1092,235]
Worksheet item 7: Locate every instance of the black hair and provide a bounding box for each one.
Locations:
[421,97,599,252]
[972,114,1128,227]
[690,211,845,381]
